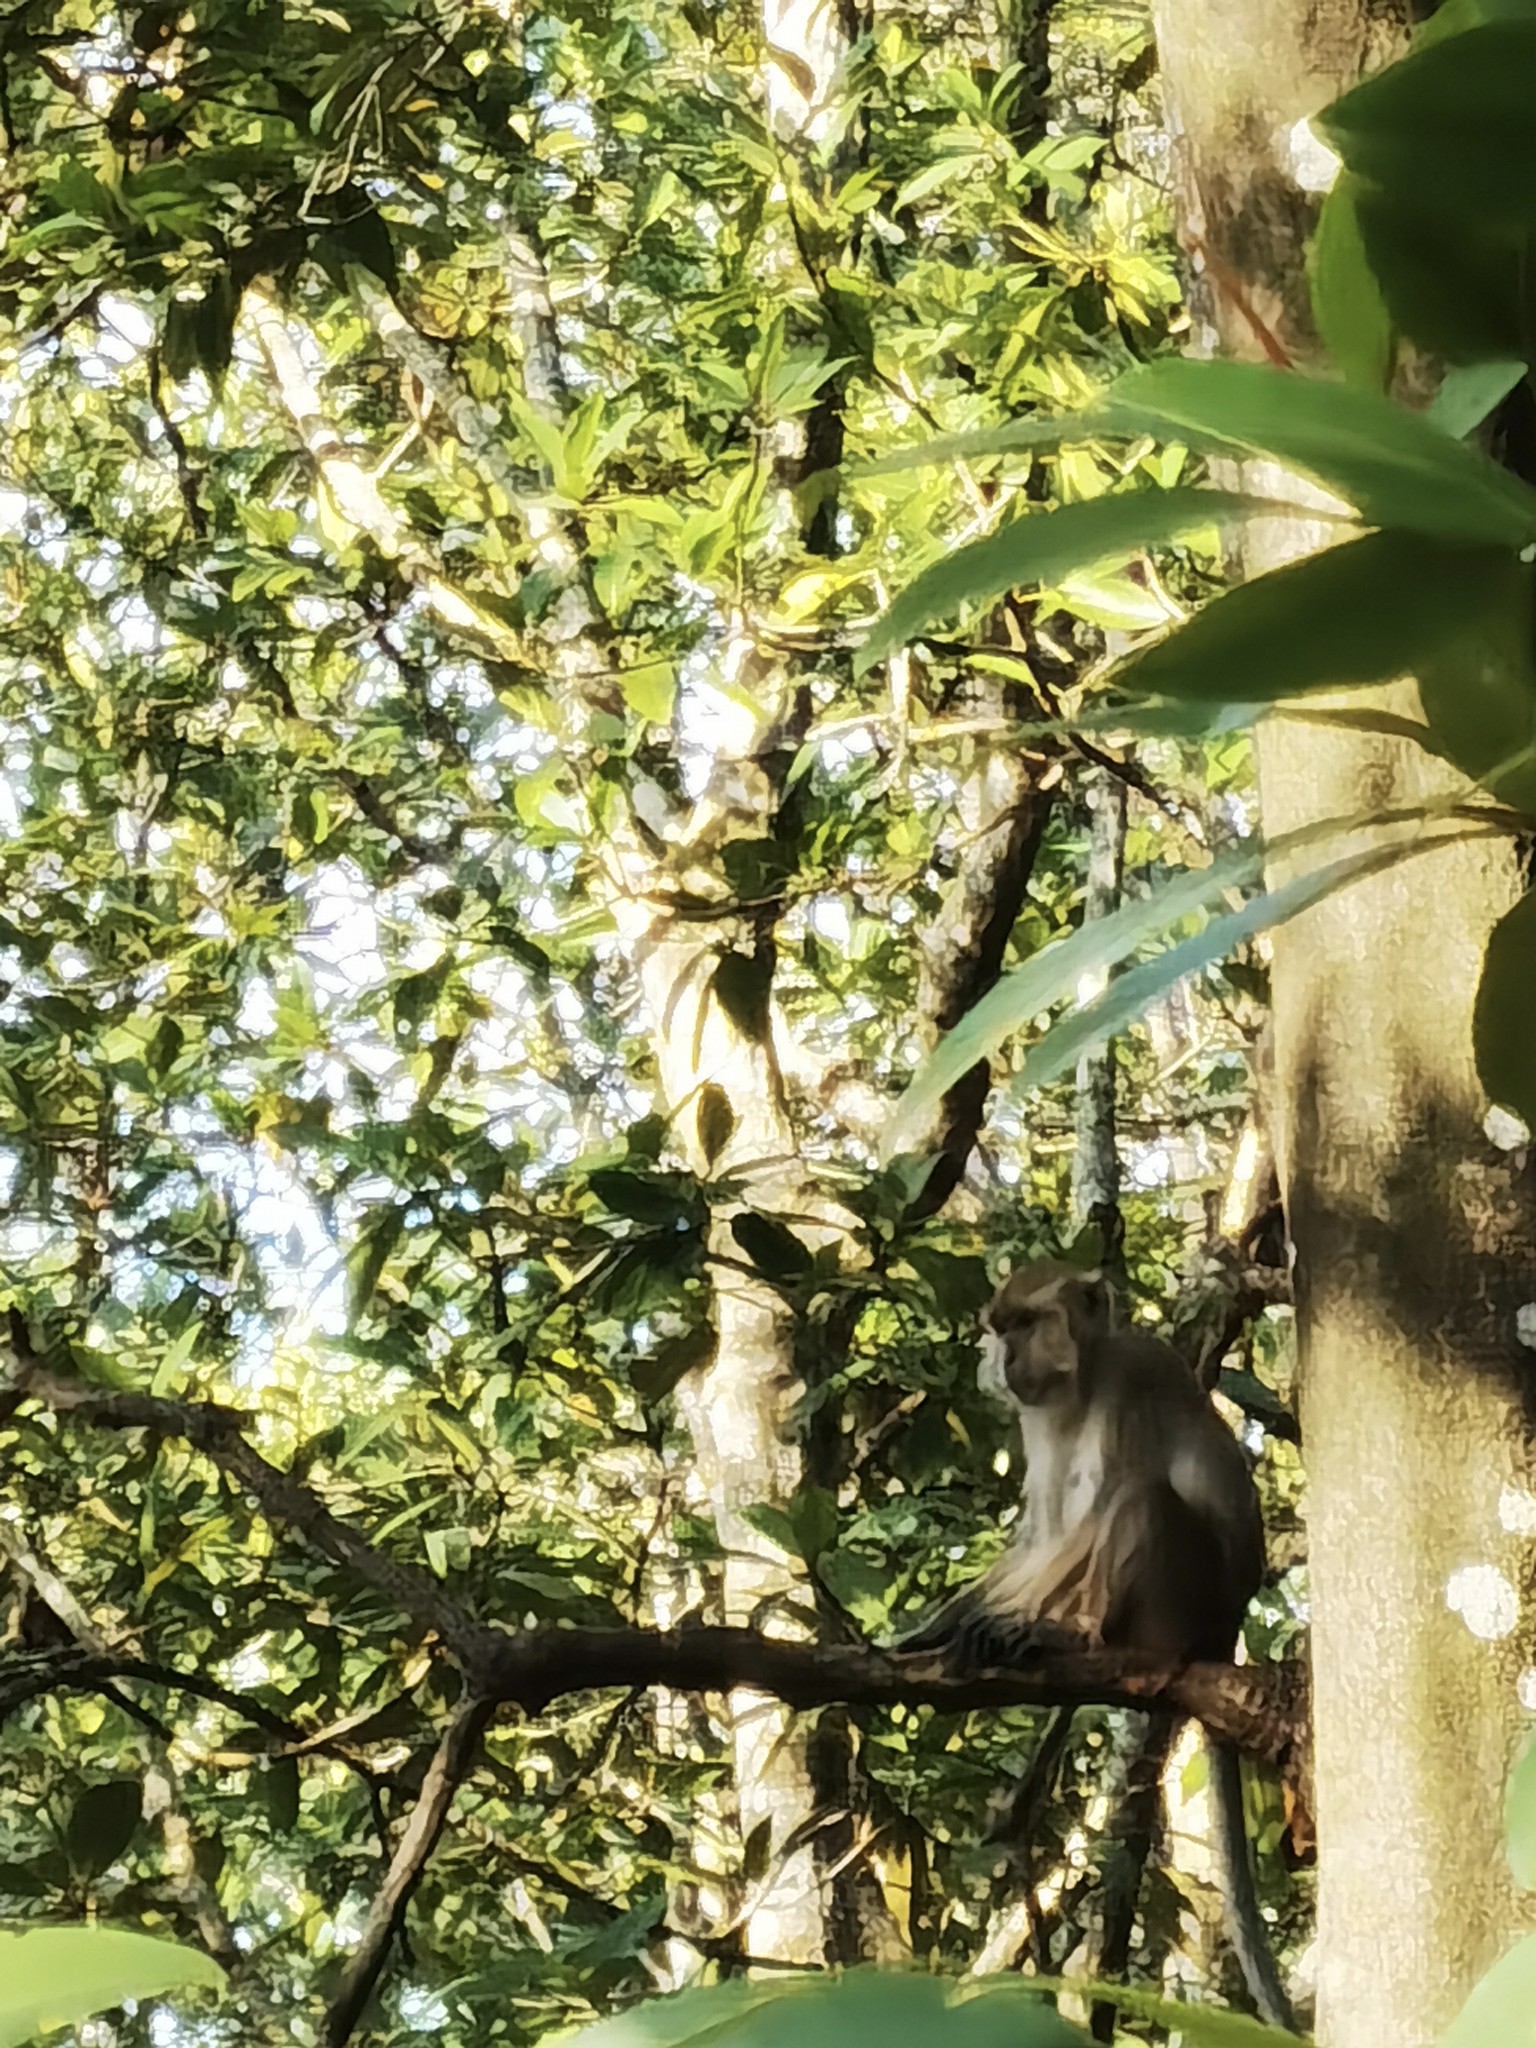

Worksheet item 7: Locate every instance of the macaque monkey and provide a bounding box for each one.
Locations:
[905,1260,1263,1667]
[905,1260,1293,2030]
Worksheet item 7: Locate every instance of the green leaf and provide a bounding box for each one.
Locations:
[632,1323,716,1402]
[1473,889,1536,1125]
[1308,174,1395,391]
[1351,179,1526,366]
[892,805,1489,1146]
[856,487,1258,675]
[1117,532,1525,704]
[742,1815,774,1883]
[729,1211,813,1282]
[1106,357,1536,546]
[588,1168,702,1228]
[346,1202,407,1318]
[1428,361,1529,439]
[558,1968,1087,2048]
[1416,554,1536,808]
[622,659,678,726]
[1416,0,1536,50]
[1014,1977,1287,2045]
[696,1082,736,1169]
[740,1502,804,1560]
[264,1754,301,1834]
[1506,1730,1536,1889]
[1014,838,1464,1099]
[65,1779,143,1877]
[889,839,1267,1145]
[1318,23,1536,230]
[0,1926,222,2048]
[858,359,1536,546]
[1439,1931,1536,2047]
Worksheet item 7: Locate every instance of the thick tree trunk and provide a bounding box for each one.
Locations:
[1151,5,1536,2042]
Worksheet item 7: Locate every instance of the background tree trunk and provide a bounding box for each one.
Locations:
[1152,4,1536,2040]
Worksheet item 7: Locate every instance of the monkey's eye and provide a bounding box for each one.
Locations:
[1012,1308,1039,1332]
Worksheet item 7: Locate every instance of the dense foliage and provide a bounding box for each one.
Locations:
[0,0,1425,2042]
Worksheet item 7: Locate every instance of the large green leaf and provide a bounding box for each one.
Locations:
[1106,358,1536,545]
[858,361,1536,548]
[1416,0,1536,49]
[1439,1932,1536,2047]
[1352,178,1527,366]
[1017,1976,1299,2044]
[559,1970,1086,2048]
[890,806,1501,1143]
[1318,23,1536,228]
[1416,552,1536,809]
[1012,838,1443,1099]
[855,486,1262,674]
[0,1927,222,2048]
[1472,889,1536,1124]
[886,837,1267,1147]
[1117,532,1525,704]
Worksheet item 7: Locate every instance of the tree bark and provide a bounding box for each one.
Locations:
[1151,5,1536,2041]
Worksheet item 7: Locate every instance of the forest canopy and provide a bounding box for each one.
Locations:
[3,2,1536,2047]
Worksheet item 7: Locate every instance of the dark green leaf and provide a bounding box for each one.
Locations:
[901,1247,992,1320]
[742,1815,773,1883]
[1352,180,1526,366]
[1473,889,1536,1125]
[346,1203,407,1318]
[696,1082,736,1169]
[588,1168,702,1228]
[1417,555,1536,808]
[1118,532,1524,704]
[632,1323,716,1402]
[264,1754,301,1834]
[1319,24,1536,230]
[857,487,1258,675]
[65,1779,143,1876]
[711,950,773,1039]
[729,1212,813,1282]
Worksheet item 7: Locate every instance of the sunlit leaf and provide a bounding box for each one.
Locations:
[857,487,1259,674]
[0,1927,221,2048]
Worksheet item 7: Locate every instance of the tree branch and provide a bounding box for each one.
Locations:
[473,1627,1300,1766]
[323,1696,494,2048]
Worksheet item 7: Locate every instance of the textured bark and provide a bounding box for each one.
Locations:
[1151,5,1536,2041]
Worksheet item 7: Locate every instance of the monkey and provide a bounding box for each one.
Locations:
[903,1260,1295,2032]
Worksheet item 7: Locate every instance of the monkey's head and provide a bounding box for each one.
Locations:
[979,1261,1110,1408]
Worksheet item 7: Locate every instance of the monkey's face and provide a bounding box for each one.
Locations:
[980,1265,1107,1408]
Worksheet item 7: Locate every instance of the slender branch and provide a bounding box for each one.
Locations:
[323,1696,494,2048]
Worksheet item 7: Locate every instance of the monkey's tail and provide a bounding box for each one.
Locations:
[1209,1739,1297,2031]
